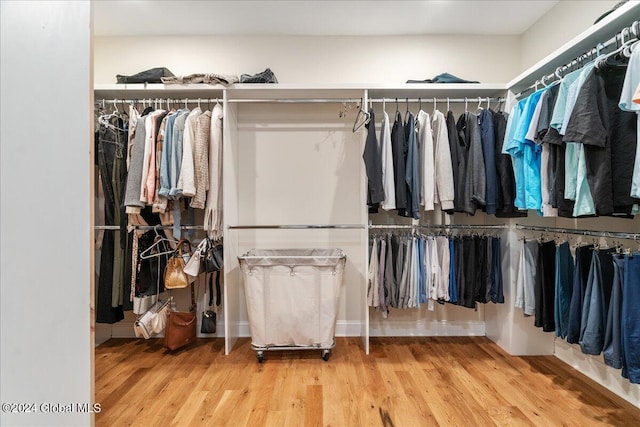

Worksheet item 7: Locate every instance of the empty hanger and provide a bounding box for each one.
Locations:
[139,226,180,260]
[352,98,370,132]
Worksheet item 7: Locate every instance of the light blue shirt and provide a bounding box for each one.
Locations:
[158,110,180,197]
[619,46,640,201]
[505,88,546,211]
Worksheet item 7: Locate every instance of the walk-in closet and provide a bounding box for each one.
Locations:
[2,1,640,426]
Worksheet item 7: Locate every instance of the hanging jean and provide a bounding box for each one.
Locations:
[554,242,574,339]
[448,238,458,304]
[490,237,504,304]
[622,254,640,383]
[96,120,127,324]
[579,249,615,355]
[603,256,624,369]
[455,238,465,306]
[566,245,594,343]
[539,240,557,332]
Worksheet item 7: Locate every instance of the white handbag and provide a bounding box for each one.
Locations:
[134,297,172,339]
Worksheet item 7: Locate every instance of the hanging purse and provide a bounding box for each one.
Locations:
[164,283,197,351]
[164,239,192,289]
[200,272,220,334]
[134,298,172,339]
[203,238,224,273]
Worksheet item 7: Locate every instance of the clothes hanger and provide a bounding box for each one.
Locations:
[598,28,635,69]
[464,97,468,113]
[139,226,180,260]
[352,98,370,132]
[447,97,450,112]
[432,97,436,114]
[403,98,410,123]
[475,96,483,114]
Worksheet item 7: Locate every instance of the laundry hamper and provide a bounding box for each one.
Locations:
[238,248,346,362]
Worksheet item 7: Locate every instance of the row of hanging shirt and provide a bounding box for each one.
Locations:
[118,100,224,240]
[503,37,640,218]
[368,230,504,318]
[364,99,525,219]
[515,235,640,384]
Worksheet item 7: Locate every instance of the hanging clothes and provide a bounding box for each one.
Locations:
[536,240,556,332]
[479,109,498,215]
[431,110,455,213]
[603,255,624,369]
[621,253,640,384]
[493,109,526,218]
[565,65,639,216]
[391,111,407,215]
[579,248,616,355]
[364,108,384,210]
[417,110,435,211]
[554,241,574,339]
[204,103,224,240]
[455,112,486,215]
[618,44,640,201]
[566,245,595,343]
[368,231,503,316]
[404,112,420,219]
[380,110,396,210]
[96,113,128,324]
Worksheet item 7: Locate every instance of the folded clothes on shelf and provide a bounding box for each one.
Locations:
[161,73,239,85]
[407,72,479,84]
[116,67,175,84]
[240,68,278,83]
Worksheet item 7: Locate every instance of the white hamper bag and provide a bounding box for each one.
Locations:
[239,249,346,349]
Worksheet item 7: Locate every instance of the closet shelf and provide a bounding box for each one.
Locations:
[94,83,508,101]
[508,1,640,93]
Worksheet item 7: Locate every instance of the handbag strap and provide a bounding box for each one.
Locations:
[208,273,214,307]
[207,272,222,307]
[189,281,196,312]
[215,271,221,307]
[175,238,191,257]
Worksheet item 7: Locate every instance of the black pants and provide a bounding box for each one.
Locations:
[96,123,127,324]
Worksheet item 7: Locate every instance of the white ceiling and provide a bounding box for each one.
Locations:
[93,0,560,37]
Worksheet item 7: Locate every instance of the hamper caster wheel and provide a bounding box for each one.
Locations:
[257,353,264,363]
[321,350,330,361]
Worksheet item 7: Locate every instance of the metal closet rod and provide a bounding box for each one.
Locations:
[227,97,504,104]
[369,224,507,230]
[515,224,640,240]
[96,98,220,105]
[94,225,204,231]
[228,224,365,229]
[228,98,362,103]
[369,97,503,103]
[518,20,640,97]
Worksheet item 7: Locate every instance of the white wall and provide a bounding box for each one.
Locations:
[0,1,93,426]
[520,0,619,71]
[94,34,521,85]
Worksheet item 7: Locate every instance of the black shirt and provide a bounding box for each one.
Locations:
[493,110,527,218]
[363,109,384,208]
[391,111,407,213]
[564,66,639,216]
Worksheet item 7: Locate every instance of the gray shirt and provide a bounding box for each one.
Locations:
[123,115,147,209]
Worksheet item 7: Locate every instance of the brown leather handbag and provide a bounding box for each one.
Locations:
[164,239,191,290]
[164,283,197,351]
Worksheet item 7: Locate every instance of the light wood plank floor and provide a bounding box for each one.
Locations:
[95,337,640,426]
